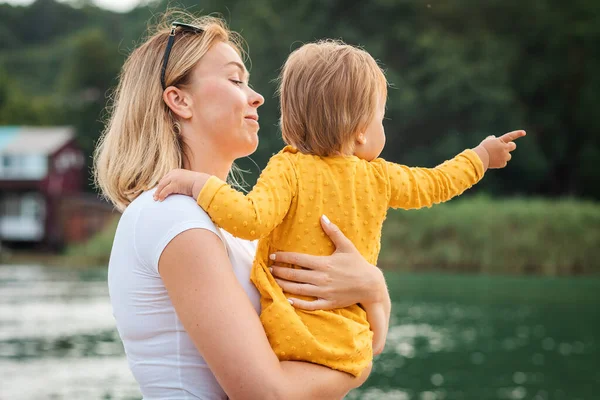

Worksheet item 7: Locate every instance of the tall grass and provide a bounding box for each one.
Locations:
[66,197,600,275]
[64,217,119,266]
[379,196,600,275]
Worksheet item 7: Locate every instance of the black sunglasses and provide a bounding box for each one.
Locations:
[161,22,204,90]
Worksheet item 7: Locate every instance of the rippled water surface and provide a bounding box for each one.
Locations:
[1,265,598,399]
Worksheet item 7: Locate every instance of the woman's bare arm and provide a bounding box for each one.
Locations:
[159,228,369,400]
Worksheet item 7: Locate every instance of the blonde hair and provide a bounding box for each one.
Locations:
[277,39,387,156]
[93,11,245,211]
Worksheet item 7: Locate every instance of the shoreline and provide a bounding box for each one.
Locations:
[2,197,598,275]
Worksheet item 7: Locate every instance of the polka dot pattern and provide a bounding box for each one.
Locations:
[197,146,484,376]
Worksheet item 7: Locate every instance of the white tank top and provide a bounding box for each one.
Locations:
[108,189,260,399]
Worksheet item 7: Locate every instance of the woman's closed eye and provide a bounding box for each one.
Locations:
[230,79,244,86]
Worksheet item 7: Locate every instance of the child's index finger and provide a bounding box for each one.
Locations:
[499,130,526,143]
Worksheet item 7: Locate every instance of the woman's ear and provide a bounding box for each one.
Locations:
[356,132,367,145]
[163,87,193,119]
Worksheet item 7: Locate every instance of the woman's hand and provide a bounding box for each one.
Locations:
[269,215,388,310]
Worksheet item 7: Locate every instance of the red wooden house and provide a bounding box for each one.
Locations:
[0,126,114,250]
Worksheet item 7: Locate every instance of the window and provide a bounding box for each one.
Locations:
[2,155,15,168]
[0,193,45,219]
[21,193,45,219]
[1,195,21,217]
[0,154,47,179]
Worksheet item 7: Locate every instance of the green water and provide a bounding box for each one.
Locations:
[351,274,600,399]
[1,265,598,399]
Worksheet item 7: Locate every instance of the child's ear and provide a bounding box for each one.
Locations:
[356,132,367,145]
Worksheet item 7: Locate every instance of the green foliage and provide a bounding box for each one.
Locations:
[65,216,119,264]
[0,0,598,198]
[57,28,123,173]
[379,196,600,275]
[64,198,600,275]
[58,29,121,94]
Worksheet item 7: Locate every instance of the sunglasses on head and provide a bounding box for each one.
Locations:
[161,22,205,90]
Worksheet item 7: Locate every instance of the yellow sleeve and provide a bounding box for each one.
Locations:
[196,152,297,240]
[384,149,485,209]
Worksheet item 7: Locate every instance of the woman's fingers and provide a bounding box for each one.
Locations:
[287,297,335,311]
[269,215,357,268]
[274,278,321,297]
[270,252,326,271]
[270,265,323,284]
[320,215,355,253]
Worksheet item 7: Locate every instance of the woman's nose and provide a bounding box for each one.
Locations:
[250,89,265,108]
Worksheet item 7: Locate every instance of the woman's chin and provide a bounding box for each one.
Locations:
[232,136,259,159]
[245,139,259,156]
[245,131,260,153]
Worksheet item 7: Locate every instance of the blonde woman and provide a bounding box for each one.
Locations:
[94,12,390,400]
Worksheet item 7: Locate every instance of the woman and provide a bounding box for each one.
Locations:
[94,12,391,400]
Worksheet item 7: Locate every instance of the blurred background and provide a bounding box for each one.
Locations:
[0,0,599,399]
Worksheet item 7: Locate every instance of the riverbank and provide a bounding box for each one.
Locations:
[379,196,599,275]
[2,196,599,275]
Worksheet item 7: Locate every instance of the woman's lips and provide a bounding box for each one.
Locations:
[245,115,259,126]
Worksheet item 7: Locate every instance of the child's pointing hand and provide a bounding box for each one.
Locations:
[475,130,526,170]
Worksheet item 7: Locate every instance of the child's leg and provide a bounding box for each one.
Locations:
[253,262,373,377]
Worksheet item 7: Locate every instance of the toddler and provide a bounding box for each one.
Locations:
[154,40,525,376]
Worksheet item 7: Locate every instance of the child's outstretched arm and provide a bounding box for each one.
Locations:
[385,130,525,209]
[155,151,297,241]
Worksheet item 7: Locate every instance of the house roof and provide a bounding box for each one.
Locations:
[0,126,76,156]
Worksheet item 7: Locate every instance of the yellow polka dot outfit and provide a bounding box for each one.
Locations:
[197,145,484,376]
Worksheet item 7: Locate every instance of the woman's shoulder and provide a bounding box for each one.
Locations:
[127,188,216,225]
[120,188,225,272]
[129,188,222,240]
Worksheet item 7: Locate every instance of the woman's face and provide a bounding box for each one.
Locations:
[183,41,265,162]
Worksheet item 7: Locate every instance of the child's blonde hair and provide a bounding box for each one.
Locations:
[94,11,245,211]
[277,39,387,157]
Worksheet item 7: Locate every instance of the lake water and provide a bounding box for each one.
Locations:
[1,264,598,399]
